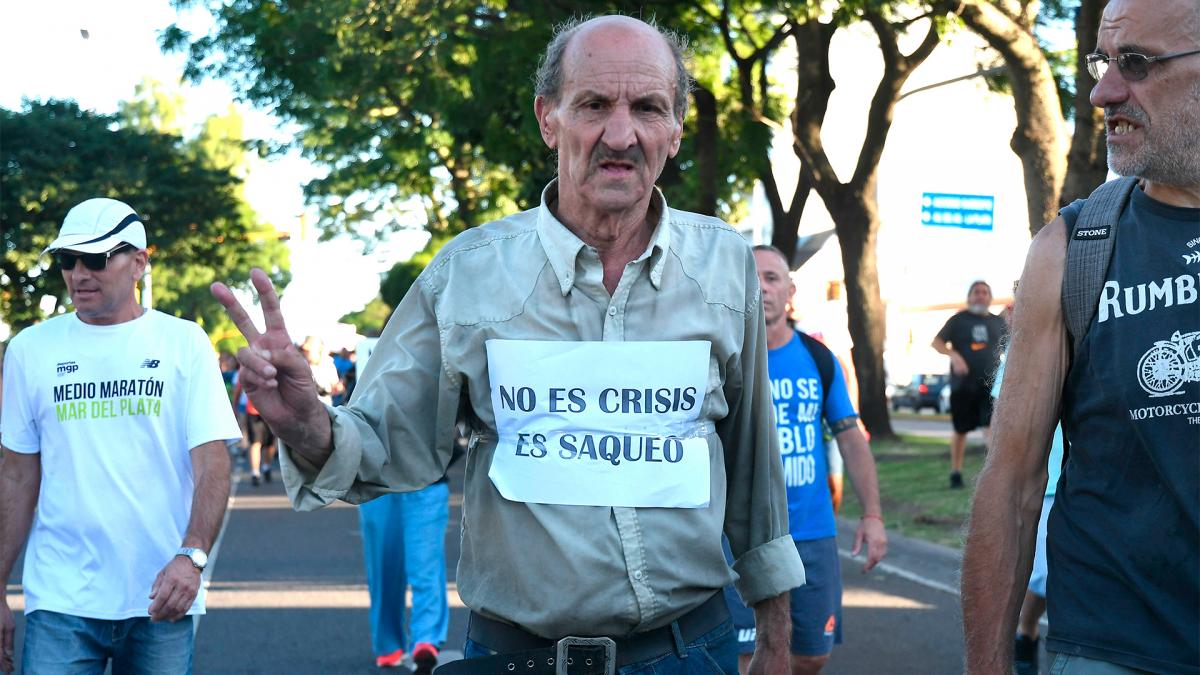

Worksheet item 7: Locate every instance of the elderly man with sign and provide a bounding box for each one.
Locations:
[213,15,803,675]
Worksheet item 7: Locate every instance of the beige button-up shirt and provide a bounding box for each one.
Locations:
[280,182,804,638]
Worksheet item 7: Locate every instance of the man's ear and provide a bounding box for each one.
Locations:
[667,116,683,158]
[534,95,558,149]
[131,249,149,278]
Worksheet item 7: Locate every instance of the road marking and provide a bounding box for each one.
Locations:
[838,549,959,596]
[203,581,467,609]
[194,472,238,636]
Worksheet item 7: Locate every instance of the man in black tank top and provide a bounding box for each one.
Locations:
[961,1,1200,673]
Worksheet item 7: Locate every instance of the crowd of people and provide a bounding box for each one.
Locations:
[1,1,1197,673]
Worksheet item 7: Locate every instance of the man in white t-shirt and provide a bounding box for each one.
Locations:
[0,198,241,674]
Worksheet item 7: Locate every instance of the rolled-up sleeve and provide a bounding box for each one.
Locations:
[280,278,461,511]
[718,252,805,606]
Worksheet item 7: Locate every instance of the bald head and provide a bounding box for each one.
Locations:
[534,15,692,121]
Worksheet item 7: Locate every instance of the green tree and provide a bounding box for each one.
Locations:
[340,296,392,336]
[936,0,1109,232]
[0,99,289,332]
[163,0,765,242]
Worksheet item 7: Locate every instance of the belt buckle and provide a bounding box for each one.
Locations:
[554,636,616,675]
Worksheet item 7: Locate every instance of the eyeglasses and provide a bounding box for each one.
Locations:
[55,244,135,271]
[1086,49,1200,82]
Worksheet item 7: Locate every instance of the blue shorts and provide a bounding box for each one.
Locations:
[723,536,843,656]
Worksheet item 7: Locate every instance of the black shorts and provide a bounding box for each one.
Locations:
[950,382,994,434]
[247,414,275,446]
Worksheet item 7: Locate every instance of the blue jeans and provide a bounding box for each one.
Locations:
[22,609,193,674]
[463,620,738,674]
[359,480,451,655]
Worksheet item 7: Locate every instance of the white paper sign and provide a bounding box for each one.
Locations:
[486,339,712,508]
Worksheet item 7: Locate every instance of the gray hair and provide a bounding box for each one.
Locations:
[534,16,693,121]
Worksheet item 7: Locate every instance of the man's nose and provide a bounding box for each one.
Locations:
[601,105,637,150]
[1089,61,1130,109]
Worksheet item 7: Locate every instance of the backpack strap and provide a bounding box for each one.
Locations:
[1062,176,1138,354]
[796,330,835,409]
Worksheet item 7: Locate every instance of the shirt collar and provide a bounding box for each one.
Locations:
[535,180,672,296]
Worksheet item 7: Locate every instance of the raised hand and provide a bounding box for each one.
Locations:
[211,269,332,458]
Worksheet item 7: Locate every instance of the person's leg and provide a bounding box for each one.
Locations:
[261,438,277,481]
[401,481,451,674]
[111,616,193,674]
[247,415,263,484]
[1016,494,1053,674]
[949,431,968,488]
[948,386,973,487]
[788,538,841,675]
[950,432,967,473]
[359,493,408,661]
[22,610,110,674]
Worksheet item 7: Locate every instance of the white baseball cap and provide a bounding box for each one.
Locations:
[42,198,147,255]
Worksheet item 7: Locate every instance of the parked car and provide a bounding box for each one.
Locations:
[891,374,951,413]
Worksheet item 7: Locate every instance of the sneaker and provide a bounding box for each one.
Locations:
[262,466,272,483]
[949,471,964,489]
[251,474,261,487]
[412,643,439,675]
[1014,634,1038,675]
[375,649,405,668]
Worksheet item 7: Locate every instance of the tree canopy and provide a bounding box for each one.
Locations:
[0,99,290,341]
[163,0,765,242]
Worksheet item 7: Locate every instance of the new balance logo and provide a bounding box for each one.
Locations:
[56,361,78,376]
[140,359,161,369]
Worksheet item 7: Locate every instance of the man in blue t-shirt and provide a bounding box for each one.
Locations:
[724,246,888,674]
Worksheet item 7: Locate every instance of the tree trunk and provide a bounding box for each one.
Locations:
[950,0,1068,235]
[828,190,892,436]
[787,11,940,439]
[692,83,719,217]
[1061,0,1109,205]
[767,173,813,269]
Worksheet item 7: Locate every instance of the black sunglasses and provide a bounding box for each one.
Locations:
[1086,49,1200,82]
[55,244,136,271]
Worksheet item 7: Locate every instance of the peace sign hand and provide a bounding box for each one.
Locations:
[211,269,332,459]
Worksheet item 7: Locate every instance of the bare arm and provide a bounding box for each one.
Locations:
[931,335,969,376]
[961,218,1069,674]
[211,270,333,468]
[148,440,231,622]
[836,426,887,571]
[748,592,790,675]
[0,449,40,673]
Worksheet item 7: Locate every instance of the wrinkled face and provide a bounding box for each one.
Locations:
[535,19,683,222]
[1091,0,1200,186]
[60,247,146,325]
[968,282,993,312]
[754,249,795,327]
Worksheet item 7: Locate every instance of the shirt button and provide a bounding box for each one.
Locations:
[608,307,617,316]
[633,570,644,580]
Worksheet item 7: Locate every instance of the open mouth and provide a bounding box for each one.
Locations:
[598,160,636,175]
[1107,117,1141,136]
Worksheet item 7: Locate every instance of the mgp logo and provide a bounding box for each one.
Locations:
[56,361,79,376]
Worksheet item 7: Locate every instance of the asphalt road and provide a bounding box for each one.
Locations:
[6,446,1025,674]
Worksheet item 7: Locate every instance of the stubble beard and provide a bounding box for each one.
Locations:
[1107,82,1200,186]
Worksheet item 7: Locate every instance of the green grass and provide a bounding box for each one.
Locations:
[839,434,986,548]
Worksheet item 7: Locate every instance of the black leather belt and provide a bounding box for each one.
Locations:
[434,592,729,675]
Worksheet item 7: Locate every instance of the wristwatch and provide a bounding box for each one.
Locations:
[176,547,209,571]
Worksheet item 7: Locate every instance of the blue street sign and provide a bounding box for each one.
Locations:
[920,193,994,230]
